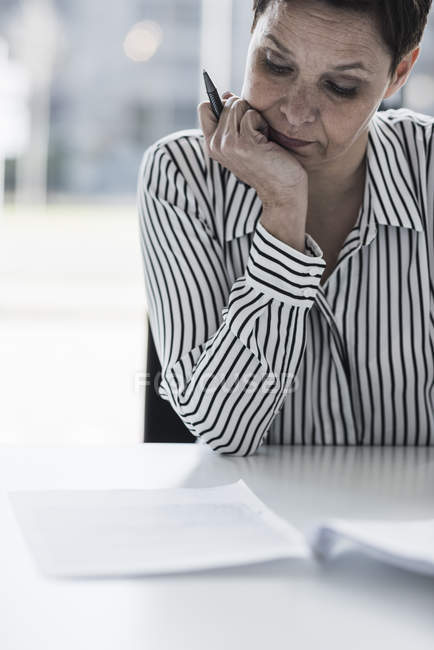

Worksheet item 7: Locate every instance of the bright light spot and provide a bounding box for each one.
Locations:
[406,73,434,111]
[123,21,163,62]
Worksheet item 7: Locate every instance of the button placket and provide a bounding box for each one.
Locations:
[314,291,360,444]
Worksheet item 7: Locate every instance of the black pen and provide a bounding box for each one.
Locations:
[203,69,224,120]
[202,69,250,189]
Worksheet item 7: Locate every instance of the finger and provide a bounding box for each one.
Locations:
[240,109,270,140]
[227,98,251,136]
[197,101,217,139]
[212,94,239,141]
[199,94,237,140]
[218,93,238,121]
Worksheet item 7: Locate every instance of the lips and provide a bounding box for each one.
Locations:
[268,126,314,148]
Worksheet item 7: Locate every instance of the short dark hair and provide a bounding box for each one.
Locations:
[251,0,433,78]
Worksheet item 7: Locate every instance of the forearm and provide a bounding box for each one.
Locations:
[259,207,307,254]
[159,287,309,455]
[157,221,326,456]
[259,193,308,254]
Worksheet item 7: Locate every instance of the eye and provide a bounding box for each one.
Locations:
[327,82,358,97]
[264,59,293,75]
[263,58,359,98]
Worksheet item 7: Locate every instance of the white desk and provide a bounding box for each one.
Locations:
[1,444,433,650]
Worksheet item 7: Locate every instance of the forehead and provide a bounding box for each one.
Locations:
[255,0,386,69]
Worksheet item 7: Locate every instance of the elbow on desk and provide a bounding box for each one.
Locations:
[162,383,265,456]
[174,402,267,457]
[192,429,263,457]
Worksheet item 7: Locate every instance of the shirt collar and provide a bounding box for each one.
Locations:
[223,111,424,242]
[366,112,423,233]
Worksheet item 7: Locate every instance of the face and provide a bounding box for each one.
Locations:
[241,0,418,173]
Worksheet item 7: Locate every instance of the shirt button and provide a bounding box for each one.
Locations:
[307,268,317,277]
[303,288,316,298]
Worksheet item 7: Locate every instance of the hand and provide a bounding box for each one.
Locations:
[197,91,308,208]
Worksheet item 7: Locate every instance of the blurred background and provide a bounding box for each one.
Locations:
[0,0,433,445]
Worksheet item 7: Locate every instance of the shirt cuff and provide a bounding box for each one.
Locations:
[245,220,326,307]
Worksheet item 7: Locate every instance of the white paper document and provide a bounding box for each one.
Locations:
[9,480,434,579]
[308,518,434,577]
[8,480,309,578]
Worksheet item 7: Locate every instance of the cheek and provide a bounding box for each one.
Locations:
[325,97,375,143]
[242,70,280,111]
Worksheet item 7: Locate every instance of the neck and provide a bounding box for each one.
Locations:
[307,131,368,220]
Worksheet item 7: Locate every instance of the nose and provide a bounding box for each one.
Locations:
[279,83,317,133]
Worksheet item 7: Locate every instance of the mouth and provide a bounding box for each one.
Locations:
[268,126,314,150]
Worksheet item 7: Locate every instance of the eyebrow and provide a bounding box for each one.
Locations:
[264,33,373,73]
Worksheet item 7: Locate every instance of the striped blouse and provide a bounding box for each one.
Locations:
[137,107,434,455]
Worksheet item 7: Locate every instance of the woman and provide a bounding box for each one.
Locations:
[138,0,433,455]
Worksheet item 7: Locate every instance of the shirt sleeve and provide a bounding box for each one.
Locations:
[426,120,434,297]
[137,140,326,456]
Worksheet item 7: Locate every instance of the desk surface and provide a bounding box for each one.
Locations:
[1,444,433,650]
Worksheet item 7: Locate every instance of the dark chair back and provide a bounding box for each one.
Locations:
[144,316,196,443]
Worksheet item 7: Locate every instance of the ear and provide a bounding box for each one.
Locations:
[383,47,420,100]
